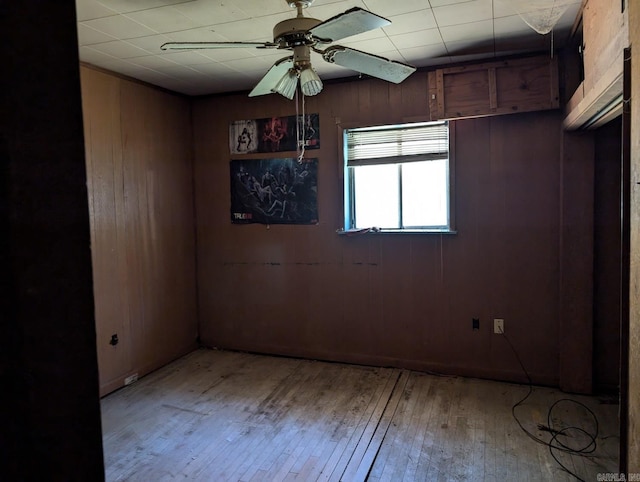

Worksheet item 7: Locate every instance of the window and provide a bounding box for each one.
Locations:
[343,120,452,232]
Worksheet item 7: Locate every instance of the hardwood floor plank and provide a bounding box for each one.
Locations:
[337,370,404,481]
[100,349,619,481]
[352,370,411,481]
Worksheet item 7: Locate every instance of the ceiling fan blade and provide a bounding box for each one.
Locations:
[309,7,390,43]
[249,57,294,97]
[160,41,278,50]
[322,46,416,84]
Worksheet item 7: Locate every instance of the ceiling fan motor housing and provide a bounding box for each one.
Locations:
[273,17,322,47]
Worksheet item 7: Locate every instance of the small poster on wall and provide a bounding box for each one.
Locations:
[230,158,318,225]
[229,114,320,155]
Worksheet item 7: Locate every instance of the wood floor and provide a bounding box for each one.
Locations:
[101,349,619,481]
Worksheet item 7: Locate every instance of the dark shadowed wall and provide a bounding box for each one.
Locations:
[1,3,104,480]
[593,117,622,393]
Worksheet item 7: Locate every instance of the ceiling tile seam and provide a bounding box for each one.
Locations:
[94,0,194,16]
[492,0,497,57]
[426,0,452,59]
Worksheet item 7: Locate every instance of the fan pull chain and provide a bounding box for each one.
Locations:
[298,93,306,163]
[295,86,306,163]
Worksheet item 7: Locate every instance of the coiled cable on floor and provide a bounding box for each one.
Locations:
[500,327,600,482]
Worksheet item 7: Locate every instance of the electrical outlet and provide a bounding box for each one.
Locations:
[124,374,138,386]
[494,319,504,334]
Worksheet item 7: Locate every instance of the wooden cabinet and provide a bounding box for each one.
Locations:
[428,55,559,121]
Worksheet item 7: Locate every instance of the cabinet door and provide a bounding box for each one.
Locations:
[429,55,559,121]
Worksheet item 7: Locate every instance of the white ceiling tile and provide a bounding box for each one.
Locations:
[440,19,494,43]
[192,62,242,76]
[89,40,151,58]
[77,23,118,45]
[389,28,442,49]
[493,15,545,40]
[208,15,287,42]
[221,57,280,74]
[383,10,437,36]
[172,1,252,26]
[429,0,474,7]
[147,63,207,77]
[237,0,295,17]
[306,1,369,22]
[73,0,580,96]
[79,45,119,64]
[124,6,202,34]
[432,0,493,27]
[493,0,519,18]
[341,36,397,52]
[83,14,159,39]
[159,50,219,65]
[361,0,432,17]
[400,43,450,64]
[163,27,229,43]
[199,47,260,62]
[445,38,495,56]
[94,57,143,72]
[128,55,183,69]
[97,0,193,14]
[75,0,119,21]
[124,34,173,54]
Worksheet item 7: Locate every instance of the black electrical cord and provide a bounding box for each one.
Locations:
[499,328,600,482]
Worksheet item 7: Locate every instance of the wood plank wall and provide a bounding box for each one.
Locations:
[193,73,579,386]
[80,67,198,396]
[582,0,629,94]
[627,0,640,472]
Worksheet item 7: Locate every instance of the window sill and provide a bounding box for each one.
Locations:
[336,228,457,236]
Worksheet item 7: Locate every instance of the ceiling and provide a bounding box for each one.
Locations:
[75,0,582,96]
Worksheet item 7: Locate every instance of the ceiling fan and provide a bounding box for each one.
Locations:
[160,0,417,100]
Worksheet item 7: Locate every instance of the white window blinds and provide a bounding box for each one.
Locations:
[346,121,449,166]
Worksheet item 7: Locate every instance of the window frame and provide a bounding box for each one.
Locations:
[339,119,456,234]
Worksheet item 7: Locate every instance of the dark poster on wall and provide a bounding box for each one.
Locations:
[230,158,318,225]
[229,114,320,154]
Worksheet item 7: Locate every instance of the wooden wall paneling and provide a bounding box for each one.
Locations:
[119,82,154,373]
[378,236,414,359]
[406,235,447,362]
[370,80,391,122]
[357,80,372,122]
[559,129,595,394]
[133,83,196,370]
[627,0,640,471]
[82,68,197,396]
[582,0,629,94]
[493,113,562,383]
[401,72,430,120]
[193,74,574,386]
[80,68,132,392]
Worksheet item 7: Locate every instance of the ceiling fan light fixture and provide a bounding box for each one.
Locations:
[273,68,299,100]
[299,66,323,96]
